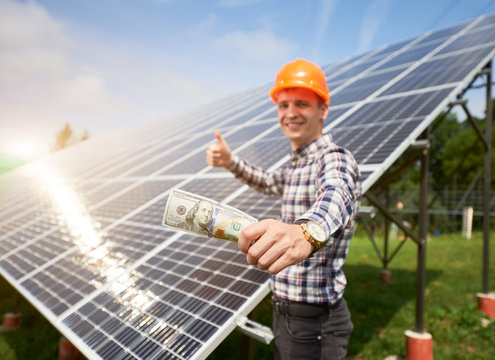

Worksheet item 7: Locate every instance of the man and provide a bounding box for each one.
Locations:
[178,200,213,236]
[206,58,361,360]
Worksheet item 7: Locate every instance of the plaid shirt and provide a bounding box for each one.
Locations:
[227,134,361,304]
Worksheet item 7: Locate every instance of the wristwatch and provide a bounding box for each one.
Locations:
[300,221,326,255]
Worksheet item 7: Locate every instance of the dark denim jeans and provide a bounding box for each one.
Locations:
[272,296,353,360]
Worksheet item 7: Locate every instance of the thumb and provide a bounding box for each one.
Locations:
[214,129,225,144]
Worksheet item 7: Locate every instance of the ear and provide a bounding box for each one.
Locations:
[320,103,329,125]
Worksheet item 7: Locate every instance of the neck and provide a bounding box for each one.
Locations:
[290,133,323,150]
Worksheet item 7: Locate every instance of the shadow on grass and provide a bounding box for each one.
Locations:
[344,263,442,357]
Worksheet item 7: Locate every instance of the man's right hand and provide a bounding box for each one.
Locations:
[206,129,232,167]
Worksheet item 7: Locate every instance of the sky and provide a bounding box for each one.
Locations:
[1,0,494,161]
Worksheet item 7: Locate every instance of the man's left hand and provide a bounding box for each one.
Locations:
[238,219,313,274]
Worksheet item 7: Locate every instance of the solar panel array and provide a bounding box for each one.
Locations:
[1,13,494,360]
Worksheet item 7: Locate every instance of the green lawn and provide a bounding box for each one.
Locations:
[1,231,494,359]
[0,153,24,176]
[344,231,495,359]
[211,230,495,359]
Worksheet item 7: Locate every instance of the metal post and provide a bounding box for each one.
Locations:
[482,61,492,294]
[384,186,390,269]
[415,143,429,333]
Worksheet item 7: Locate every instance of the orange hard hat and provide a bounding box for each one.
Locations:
[269,58,330,104]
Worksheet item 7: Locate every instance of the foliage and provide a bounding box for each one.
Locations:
[0,337,16,360]
[0,278,60,360]
[436,118,495,188]
[0,153,24,176]
[429,112,465,190]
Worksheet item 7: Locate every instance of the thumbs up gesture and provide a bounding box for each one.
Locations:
[206,129,232,167]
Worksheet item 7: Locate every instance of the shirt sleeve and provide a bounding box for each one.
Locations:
[226,154,285,196]
[297,147,360,248]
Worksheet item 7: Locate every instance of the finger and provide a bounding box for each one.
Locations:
[214,129,224,144]
[238,220,270,254]
[251,240,281,271]
[266,255,289,275]
[206,148,214,165]
[266,237,313,274]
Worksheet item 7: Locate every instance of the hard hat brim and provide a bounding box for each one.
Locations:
[269,81,330,105]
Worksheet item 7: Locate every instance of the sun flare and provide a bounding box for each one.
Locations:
[3,140,48,161]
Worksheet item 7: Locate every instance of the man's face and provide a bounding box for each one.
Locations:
[276,87,328,150]
[195,201,213,227]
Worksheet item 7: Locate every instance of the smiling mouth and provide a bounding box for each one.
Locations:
[285,122,304,129]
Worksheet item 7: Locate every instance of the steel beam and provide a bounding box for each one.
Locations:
[415,142,429,333]
[482,61,492,294]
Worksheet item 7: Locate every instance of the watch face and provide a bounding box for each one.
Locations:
[307,221,326,243]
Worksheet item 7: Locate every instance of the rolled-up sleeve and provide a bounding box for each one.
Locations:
[227,154,285,196]
[297,148,360,247]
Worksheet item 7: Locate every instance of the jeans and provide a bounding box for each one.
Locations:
[272,296,353,360]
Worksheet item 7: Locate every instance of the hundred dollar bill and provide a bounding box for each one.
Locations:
[162,189,258,241]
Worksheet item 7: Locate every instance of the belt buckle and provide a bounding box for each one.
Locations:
[273,298,285,316]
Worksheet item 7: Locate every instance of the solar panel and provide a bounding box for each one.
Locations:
[1,13,494,360]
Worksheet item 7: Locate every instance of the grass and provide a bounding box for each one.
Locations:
[0,153,24,176]
[1,231,494,359]
[211,230,495,359]
[344,230,495,359]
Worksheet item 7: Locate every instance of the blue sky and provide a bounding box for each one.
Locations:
[1,0,494,160]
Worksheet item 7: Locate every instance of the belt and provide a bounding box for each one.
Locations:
[272,297,342,318]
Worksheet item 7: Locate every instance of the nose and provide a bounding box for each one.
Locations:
[286,102,298,118]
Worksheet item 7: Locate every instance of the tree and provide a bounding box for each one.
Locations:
[51,124,89,152]
[437,118,495,187]
[429,112,464,190]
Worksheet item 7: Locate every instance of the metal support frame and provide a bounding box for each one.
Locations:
[364,139,430,333]
[358,59,493,337]
[364,192,421,245]
[416,140,429,333]
[384,187,390,269]
[482,61,492,294]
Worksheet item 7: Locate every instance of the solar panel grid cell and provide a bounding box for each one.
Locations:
[91,181,169,219]
[374,41,444,71]
[415,23,468,45]
[375,38,416,56]
[328,54,388,82]
[331,68,405,105]
[438,24,495,55]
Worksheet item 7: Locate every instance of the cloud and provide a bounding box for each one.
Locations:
[314,0,338,63]
[215,30,297,62]
[0,0,126,157]
[357,0,391,54]
[0,0,70,81]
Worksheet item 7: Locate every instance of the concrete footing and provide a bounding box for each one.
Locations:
[477,292,495,318]
[59,337,83,360]
[405,330,433,360]
[380,269,391,283]
[1,312,21,330]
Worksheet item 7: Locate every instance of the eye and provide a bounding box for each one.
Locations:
[278,103,288,110]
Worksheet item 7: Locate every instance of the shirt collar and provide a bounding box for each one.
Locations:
[290,134,334,162]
